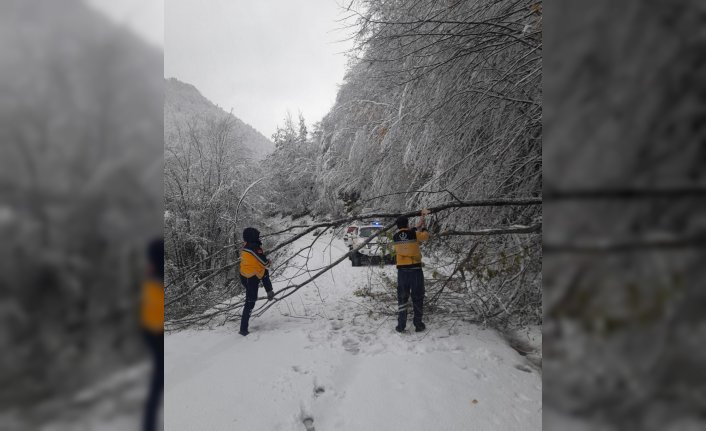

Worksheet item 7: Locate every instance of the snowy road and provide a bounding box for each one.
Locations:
[0,363,153,431]
[165,230,541,431]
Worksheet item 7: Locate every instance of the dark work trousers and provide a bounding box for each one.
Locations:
[239,271,272,333]
[142,330,163,431]
[397,268,425,329]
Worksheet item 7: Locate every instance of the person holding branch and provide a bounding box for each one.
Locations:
[391,209,431,332]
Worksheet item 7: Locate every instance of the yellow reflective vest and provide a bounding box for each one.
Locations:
[240,246,270,279]
[392,227,430,269]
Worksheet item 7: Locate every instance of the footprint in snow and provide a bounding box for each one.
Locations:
[515,364,532,373]
[470,368,488,380]
[241,333,260,341]
[307,332,324,342]
[292,366,308,375]
[302,416,315,431]
[342,337,360,354]
[299,407,316,431]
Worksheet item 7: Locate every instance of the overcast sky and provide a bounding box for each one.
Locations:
[85,0,355,139]
[86,0,164,48]
[165,0,355,138]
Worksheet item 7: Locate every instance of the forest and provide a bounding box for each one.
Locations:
[165,0,543,331]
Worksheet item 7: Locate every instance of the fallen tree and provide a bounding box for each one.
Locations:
[165,196,542,329]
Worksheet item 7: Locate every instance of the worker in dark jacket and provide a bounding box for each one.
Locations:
[391,210,430,332]
[141,238,164,431]
[239,227,275,336]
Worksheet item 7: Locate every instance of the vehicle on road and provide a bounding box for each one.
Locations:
[344,221,394,266]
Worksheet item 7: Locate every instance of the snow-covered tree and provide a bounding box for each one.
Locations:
[263,113,319,217]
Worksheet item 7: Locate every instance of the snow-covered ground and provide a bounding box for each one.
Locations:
[0,362,154,431]
[165,230,542,431]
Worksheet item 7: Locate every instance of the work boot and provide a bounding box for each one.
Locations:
[415,323,426,332]
[239,330,249,336]
[395,325,405,333]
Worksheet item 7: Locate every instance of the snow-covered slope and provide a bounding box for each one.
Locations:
[165,231,541,430]
[165,78,274,160]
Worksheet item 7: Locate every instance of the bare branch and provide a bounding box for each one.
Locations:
[440,223,541,236]
[544,233,706,254]
[544,186,706,201]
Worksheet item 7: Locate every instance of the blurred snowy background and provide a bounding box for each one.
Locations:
[0,0,163,429]
[544,1,706,429]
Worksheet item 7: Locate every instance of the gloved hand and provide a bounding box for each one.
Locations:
[418,208,430,230]
[267,290,275,301]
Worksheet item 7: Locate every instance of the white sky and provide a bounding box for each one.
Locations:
[86,0,164,48]
[164,0,355,138]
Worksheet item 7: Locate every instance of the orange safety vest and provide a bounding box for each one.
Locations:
[140,278,164,333]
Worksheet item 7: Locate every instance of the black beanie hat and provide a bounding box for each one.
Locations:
[396,216,409,229]
[243,227,261,243]
[147,238,164,281]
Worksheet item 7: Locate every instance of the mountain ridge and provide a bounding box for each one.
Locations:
[165,77,274,160]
